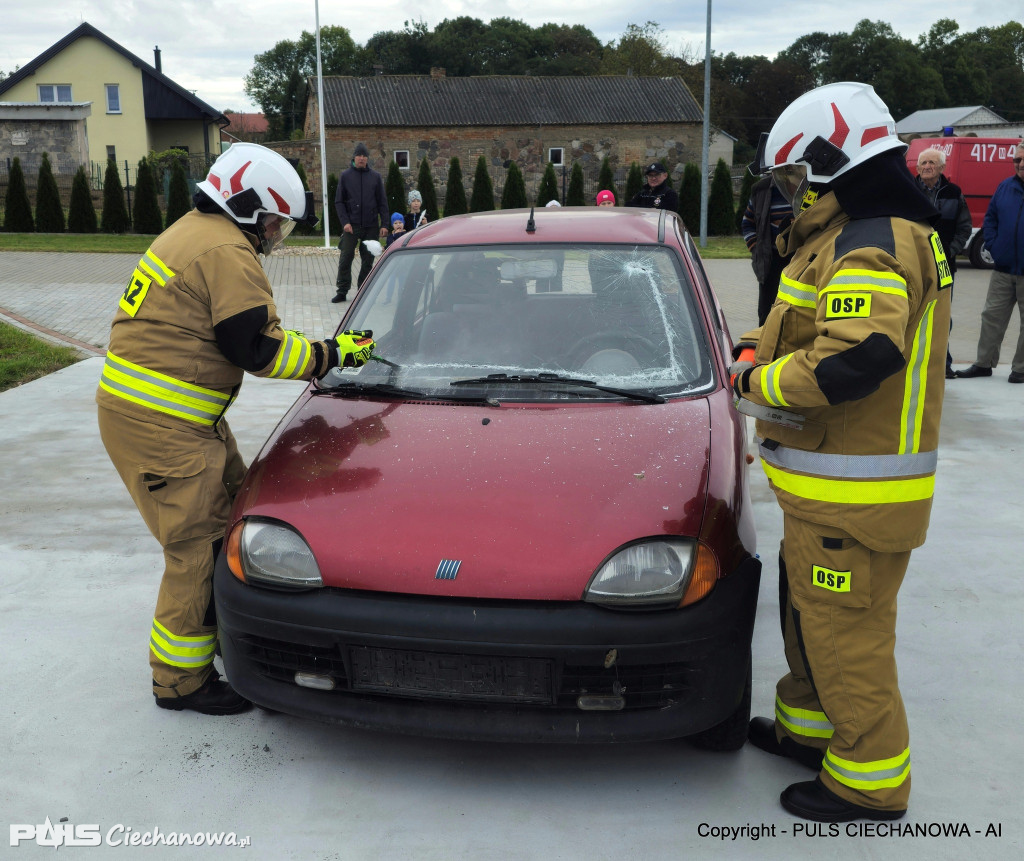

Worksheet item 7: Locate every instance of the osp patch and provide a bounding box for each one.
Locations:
[812,565,851,593]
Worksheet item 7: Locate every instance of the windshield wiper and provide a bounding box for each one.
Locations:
[449,373,666,404]
[312,381,427,399]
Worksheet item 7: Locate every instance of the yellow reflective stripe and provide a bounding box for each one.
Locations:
[775,696,834,739]
[100,352,231,425]
[778,274,817,308]
[150,619,216,668]
[824,747,911,791]
[141,250,175,285]
[761,353,793,407]
[762,460,935,504]
[899,300,936,455]
[269,332,312,380]
[822,268,908,298]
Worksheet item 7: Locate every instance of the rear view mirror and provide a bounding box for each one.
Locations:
[500,259,559,280]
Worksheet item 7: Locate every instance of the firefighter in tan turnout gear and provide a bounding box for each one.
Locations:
[732,83,951,821]
[97,143,375,715]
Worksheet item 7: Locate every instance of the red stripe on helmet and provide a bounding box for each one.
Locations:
[267,187,290,214]
[775,133,804,165]
[207,173,221,191]
[861,125,890,146]
[829,103,850,147]
[229,161,252,195]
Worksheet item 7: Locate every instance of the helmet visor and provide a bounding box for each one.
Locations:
[257,213,296,254]
[771,164,807,204]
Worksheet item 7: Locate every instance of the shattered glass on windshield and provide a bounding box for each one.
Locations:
[330,244,714,400]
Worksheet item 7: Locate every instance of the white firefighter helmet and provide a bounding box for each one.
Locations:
[196,142,317,253]
[756,82,904,210]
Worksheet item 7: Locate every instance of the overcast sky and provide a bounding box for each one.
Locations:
[0,3,1015,113]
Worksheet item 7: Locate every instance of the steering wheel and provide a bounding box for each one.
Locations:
[568,332,661,371]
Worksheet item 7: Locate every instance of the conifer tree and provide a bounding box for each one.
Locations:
[735,168,757,234]
[385,160,406,218]
[34,153,65,233]
[326,173,341,238]
[708,158,735,236]
[500,162,528,209]
[164,159,191,228]
[67,166,97,233]
[416,158,439,221]
[132,157,163,235]
[625,162,643,204]
[3,157,34,232]
[469,155,495,212]
[597,156,617,204]
[443,156,468,216]
[678,163,702,235]
[566,162,585,206]
[535,163,560,207]
[101,159,130,233]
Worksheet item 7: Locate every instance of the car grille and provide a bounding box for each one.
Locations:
[239,635,694,710]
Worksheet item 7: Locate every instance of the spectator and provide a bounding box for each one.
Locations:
[626,163,679,211]
[406,189,428,230]
[386,212,405,248]
[741,174,795,324]
[333,143,389,304]
[596,190,616,207]
[914,147,971,378]
[955,141,1024,382]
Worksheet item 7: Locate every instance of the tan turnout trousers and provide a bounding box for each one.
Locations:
[98,406,246,698]
[774,514,912,812]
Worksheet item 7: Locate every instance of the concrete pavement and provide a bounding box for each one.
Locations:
[0,250,1021,860]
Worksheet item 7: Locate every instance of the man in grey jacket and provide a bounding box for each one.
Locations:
[333,143,389,303]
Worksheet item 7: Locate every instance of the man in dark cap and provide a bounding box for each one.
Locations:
[626,162,679,211]
[333,142,389,303]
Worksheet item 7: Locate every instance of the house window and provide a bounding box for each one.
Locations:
[548,147,564,166]
[394,150,410,170]
[106,84,121,114]
[106,146,116,163]
[38,84,72,103]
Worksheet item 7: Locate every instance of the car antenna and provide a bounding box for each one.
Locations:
[526,206,535,234]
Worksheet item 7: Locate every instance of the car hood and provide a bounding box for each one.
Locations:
[239,395,712,600]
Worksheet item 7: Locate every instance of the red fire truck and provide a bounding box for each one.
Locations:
[906,136,1020,268]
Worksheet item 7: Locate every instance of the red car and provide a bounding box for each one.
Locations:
[215,207,761,746]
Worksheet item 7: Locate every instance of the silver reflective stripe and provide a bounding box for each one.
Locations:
[758,439,938,478]
[826,273,907,294]
[104,355,228,408]
[825,749,910,784]
[100,353,231,425]
[778,277,817,307]
[900,300,936,455]
[149,636,215,666]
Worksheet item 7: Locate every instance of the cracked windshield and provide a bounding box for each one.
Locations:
[331,245,713,400]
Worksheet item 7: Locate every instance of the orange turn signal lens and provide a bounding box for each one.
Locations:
[226,520,246,583]
[679,541,719,607]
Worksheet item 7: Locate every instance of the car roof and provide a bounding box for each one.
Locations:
[397,207,681,249]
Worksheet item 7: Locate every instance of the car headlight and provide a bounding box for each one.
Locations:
[583,539,718,608]
[227,518,323,589]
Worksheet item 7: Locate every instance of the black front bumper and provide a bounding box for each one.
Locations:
[214,555,760,743]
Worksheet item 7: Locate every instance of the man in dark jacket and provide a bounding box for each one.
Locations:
[956,141,1024,382]
[914,147,972,378]
[333,142,389,303]
[741,175,795,324]
[626,162,679,211]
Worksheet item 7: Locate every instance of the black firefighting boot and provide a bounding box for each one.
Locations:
[748,717,824,771]
[781,778,906,822]
[154,670,252,716]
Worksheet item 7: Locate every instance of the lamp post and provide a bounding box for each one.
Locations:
[315,0,330,248]
[699,0,712,247]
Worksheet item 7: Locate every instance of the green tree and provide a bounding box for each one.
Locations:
[528,24,603,76]
[245,26,361,139]
[326,173,341,237]
[708,158,735,236]
[416,158,439,220]
[469,155,495,212]
[625,162,643,204]
[292,160,316,233]
[500,162,528,209]
[599,22,679,76]
[735,168,757,234]
[566,162,585,206]
[67,166,97,233]
[34,153,65,233]
[678,163,701,234]
[3,157,33,232]
[132,157,163,235]
[165,160,191,228]
[444,156,468,216]
[535,163,559,207]
[101,159,130,234]
[364,22,432,74]
[597,156,617,203]
[385,160,406,218]
[427,17,491,76]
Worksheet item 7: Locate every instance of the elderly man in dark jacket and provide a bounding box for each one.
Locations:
[333,142,389,303]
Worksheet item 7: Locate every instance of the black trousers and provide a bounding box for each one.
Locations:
[336,225,378,296]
